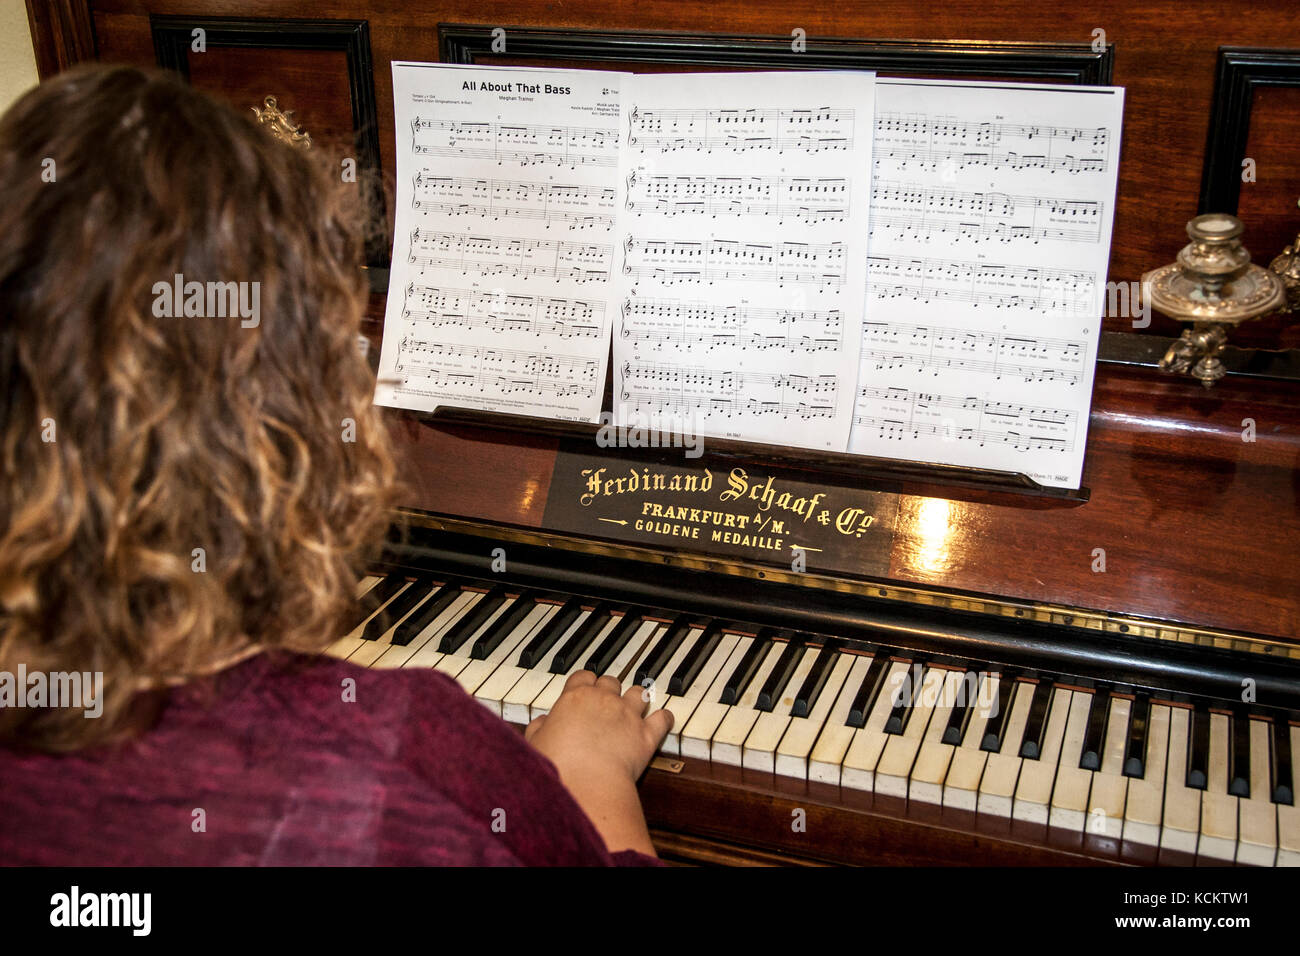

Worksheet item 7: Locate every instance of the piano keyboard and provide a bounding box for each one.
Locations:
[338,574,1299,866]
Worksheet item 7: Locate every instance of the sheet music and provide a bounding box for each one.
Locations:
[374,63,626,421]
[849,79,1124,488]
[613,72,876,451]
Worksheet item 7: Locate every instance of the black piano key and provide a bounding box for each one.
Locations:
[634,614,694,688]
[583,608,644,675]
[438,585,510,653]
[1186,705,1211,790]
[1019,679,1055,760]
[791,642,838,718]
[1271,717,1294,805]
[981,671,1021,752]
[360,577,432,641]
[1124,692,1151,778]
[353,575,406,628]
[390,581,463,646]
[517,597,585,669]
[720,629,775,706]
[549,602,614,674]
[667,621,725,696]
[756,632,804,712]
[884,664,924,735]
[1229,710,1252,798]
[1078,685,1112,770]
[847,653,890,729]
[470,592,541,660]
[942,670,979,745]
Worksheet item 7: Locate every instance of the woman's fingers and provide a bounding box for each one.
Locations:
[524,713,546,741]
[564,670,598,692]
[594,674,622,697]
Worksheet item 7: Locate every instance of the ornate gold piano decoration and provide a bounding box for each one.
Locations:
[1268,199,1300,313]
[1143,213,1287,386]
[250,95,312,150]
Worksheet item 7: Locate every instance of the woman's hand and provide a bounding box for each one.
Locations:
[525,671,673,857]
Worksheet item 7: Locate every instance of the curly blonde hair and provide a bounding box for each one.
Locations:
[0,65,397,751]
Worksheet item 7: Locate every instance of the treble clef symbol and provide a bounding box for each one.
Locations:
[411,116,419,137]
[406,282,414,298]
[411,227,419,245]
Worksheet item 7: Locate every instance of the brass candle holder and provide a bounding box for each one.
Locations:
[1142,213,1286,387]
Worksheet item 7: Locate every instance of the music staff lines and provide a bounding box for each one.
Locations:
[620,299,844,353]
[411,117,618,169]
[854,386,1076,453]
[629,104,855,153]
[624,237,846,287]
[392,338,601,400]
[407,228,612,283]
[621,361,839,422]
[871,182,1103,244]
[861,321,1086,385]
[400,283,605,339]
[626,172,850,223]
[412,172,615,231]
[868,255,1096,314]
[876,113,1110,149]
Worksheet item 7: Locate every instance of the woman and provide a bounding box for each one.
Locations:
[0,65,670,865]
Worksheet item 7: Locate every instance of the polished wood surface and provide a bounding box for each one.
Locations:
[387,362,1300,640]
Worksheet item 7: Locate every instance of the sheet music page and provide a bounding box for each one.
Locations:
[374,63,627,422]
[613,71,876,451]
[848,79,1125,489]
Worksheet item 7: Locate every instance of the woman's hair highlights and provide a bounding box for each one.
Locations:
[0,65,397,751]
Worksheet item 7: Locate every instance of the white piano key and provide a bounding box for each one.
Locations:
[710,642,788,767]
[369,588,475,669]
[1160,706,1202,855]
[775,653,856,779]
[598,618,660,681]
[643,626,706,716]
[661,632,742,756]
[619,622,666,695]
[500,611,594,725]
[808,655,876,786]
[942,672,997,812]
[433,597,522,680]
[1085,696,1131,839]
[530,614,623,717]
[1197,712,1238,862]
[1279,725,1300,867]
[1236,717,1277,866]
[875,667,953,798]
[909,669,973,805]
[326,580,413,659]
[453,603,553,695]
[1048,690,1095,833]
[1012,687,1074,824]
[840,661,911,792]
[1122,703,1170,847]
[347,582,444,668]
[402,591,485,670]
[742,646,821,772]
[977,677,1033,818]
[680,637,755,762]
[355,575,382,597]
[471,604,561,715]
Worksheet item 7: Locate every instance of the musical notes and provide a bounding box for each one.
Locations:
[625,173,850,223]
[407,229,613,283]
[614,70,877,450]
[849,78,1125,489]
[412,173,616,231]
[402,284,606,339]
[628,105,855,153]
[411,117,619,169]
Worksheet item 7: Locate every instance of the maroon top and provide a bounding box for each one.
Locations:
[0,653,659,866]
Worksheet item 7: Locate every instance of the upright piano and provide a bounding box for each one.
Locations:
[27,0,1300,865]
